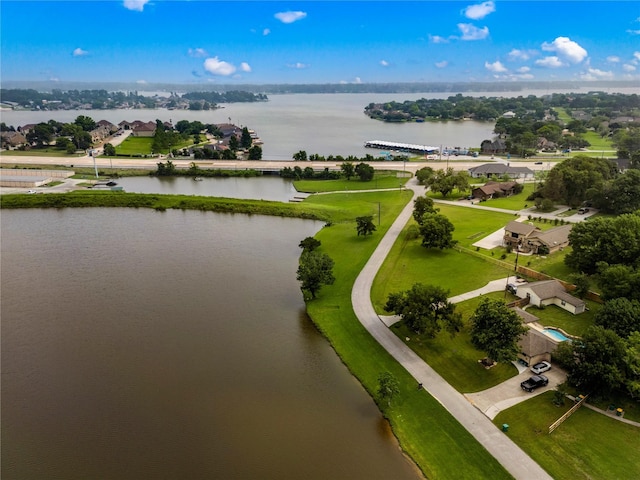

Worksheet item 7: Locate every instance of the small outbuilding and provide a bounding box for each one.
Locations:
[514,279,586,315]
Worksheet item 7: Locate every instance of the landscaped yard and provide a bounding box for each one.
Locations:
[390,292,519,393]
[477,183,536,210]
[494,392,640,480]
[525,301,599,337]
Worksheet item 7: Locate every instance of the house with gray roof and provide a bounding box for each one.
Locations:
[503,221,572,254]
[514,279,586,314]
[468,163,534,179]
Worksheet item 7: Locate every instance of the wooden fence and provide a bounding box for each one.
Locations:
[549,395,589,434]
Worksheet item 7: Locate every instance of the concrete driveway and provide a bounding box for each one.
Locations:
[465,367,568,419]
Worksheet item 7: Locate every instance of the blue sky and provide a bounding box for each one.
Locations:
[2,1,639,85]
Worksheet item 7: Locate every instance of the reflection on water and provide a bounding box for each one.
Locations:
[1,209,419,480]
[115,175,301,202]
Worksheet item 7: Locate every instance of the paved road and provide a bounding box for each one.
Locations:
[351,177,553,480]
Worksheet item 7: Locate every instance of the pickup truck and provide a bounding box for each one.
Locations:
[520,374,549,392]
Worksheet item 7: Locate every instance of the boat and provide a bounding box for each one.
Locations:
[193,177,203,181]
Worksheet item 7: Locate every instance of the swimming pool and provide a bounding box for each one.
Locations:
[543,328,571,342]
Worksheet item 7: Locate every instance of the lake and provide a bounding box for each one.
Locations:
[1,208,421,480]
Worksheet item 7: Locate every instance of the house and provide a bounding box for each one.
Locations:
[480,139,507,155]
[514,279,586,314]
[503,221,572,254]
[517,327,558,366]
[0,131,27,149]
[502,111,516,118]
[468,163,534,179]
[471,181,518,200]
[131,121,157,137]
[90,120,118,143]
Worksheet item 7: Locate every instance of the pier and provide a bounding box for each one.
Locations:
[364,140,439,154]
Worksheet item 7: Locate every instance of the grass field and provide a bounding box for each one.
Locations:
[115,136,154,155]
[526,302,599,337]
[0,148,83,157]
[494,392,640,480]
[301,190,513,479]
[294,171,409,193]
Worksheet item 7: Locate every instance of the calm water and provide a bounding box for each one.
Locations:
[114,175,301,202]
[8,89,639,160]
[1,209,420,480]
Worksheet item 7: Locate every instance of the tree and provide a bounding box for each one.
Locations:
[228,135,239,151]
[426,168,469,198]
[156,160,176,176]
[415,166,434,185]
[26,122,53,146]
[74,115,96,132]
[355,162,375,181]
[569,326,627,395]
[597,264,640,302]
[624,331,640,399]
[356,215,377,236]
[412,195,438,224]
[470,298,528,364]
[299,237,321,252]
[594,298,640,338]
[248,145,262,160]
[384,283,462,337]
[293,150,308,161]
[103,143,116,156]
[595,169,640,215]
[418,213,456,249]
[340,161,355,180]
[377,372,400,406]
[296,251,335,299]
[240,127,252,149]
[569,273,590,299]
[73,130,93,150]
[565,213,640,274]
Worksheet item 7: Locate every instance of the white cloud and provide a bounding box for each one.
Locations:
[507,49,536,61]
[429,35,449,44]
[457,23,489,40]
[73,48,88,57]
[435,60,448,68]
[517,66,531,73]
[607,55,621,63]
[188,48,208,58]
[463,1,495,20]
[515,73,534,80]
[623,64,636,72]
[627,29,640,35]
[380,60,389,67]
[203,57,237,76]
[536,56,564,68]
[136,79,148,84]
[286,62,309,69]
[485,60,507,73]
[581,68,614,80]
[240,62,251,73]
[123,0,149,12]
[274,11,307,24]
[354,77,362,84]
[263,28,271,36]
[634,51,640,62]
[541,36,587,63]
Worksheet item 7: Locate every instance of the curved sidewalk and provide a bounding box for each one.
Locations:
[351,178,553,480]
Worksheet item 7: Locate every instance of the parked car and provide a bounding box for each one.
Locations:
[530,361,551,374]
[520,374,549,392]
[27,189,36,194]
[578,208,589,214]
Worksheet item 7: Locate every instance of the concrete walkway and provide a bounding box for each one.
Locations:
[351,177,553,480]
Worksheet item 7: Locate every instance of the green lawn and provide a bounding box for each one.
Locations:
[294,171,408,193]
[494,392,640,480]
[390,293,519,393]
[115,136,154,155]
[582,130,614,151]
[302,190,513,479]
[525,302,599,337]
[0,148,83,157]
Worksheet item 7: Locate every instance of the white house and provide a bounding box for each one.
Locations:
[515,279,586,314]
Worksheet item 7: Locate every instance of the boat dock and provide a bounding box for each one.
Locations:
[364,140,439,154]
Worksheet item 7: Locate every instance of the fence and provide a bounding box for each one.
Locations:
[549,394,589,434]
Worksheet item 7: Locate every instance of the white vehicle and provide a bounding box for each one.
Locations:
[530,361,551,374]
[27,189,37,194]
